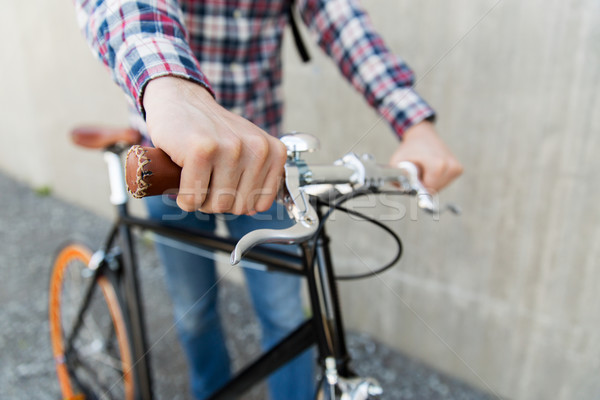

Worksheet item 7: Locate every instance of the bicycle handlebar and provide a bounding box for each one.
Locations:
[124,133,446,264]
[125,145,427,202]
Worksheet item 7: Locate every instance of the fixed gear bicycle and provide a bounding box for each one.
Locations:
[49,127,447,400]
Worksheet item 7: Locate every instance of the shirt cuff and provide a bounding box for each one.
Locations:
[115,34,214,117]
[378,88,436,139]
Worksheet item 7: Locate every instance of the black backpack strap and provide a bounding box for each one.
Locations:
[287,0,311,63]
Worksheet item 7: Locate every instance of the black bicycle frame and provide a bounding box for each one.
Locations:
[95,199,351,400]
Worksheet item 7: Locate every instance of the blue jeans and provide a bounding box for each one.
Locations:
[145,196,314,400]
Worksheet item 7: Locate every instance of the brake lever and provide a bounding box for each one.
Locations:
[396,161,436,213]
[230,135,320,265]
[396,161,460,215]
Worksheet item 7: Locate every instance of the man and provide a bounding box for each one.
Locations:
[75,0,462,399]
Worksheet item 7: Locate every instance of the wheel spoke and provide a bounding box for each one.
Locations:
[76,357,119,400]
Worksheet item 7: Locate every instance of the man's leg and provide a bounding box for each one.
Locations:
[225,204,315,400]
[145,196,231,399]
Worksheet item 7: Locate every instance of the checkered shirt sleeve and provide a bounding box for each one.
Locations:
[74,0,213,115]
[297,0,435,138]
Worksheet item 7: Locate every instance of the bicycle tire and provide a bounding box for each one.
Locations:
[49,242,135,400]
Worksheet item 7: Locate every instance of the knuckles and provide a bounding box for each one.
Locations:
[246,134,270,161]
[272,139,288,166]
[221,137,243,163]
[449,159,464,177]
[428,157,463,178]
[254,195,275,213]
[430,159,448,176]
[176,195,199,213]
[231,202,249,216]
[177,131,287,215]
[187,137,219,165]
[209,192,236,214]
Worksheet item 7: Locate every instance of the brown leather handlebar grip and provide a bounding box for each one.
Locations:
[126,146,182,198]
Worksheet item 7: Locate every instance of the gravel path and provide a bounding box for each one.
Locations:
[0,172,493,400]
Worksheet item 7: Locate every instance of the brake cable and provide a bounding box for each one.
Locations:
[312,189,404,280]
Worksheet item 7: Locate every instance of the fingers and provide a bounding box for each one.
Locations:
[176,141,215,211]
[253,164,284,213]
[197,137,243,213]
[252,139,287,213]
[224,134,270,215]
[177,130,286,215]
[390,121,463,193]
[226,136,286,215]
[420,158,463,192]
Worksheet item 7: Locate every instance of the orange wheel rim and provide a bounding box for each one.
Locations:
[48,244,135,400]
[49,245,91,399]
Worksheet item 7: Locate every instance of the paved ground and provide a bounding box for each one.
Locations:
[0,172,493,400]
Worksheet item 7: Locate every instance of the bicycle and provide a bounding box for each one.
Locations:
[49,126,446,400]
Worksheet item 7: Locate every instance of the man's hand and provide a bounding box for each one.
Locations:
[389,121,463,192]
[143,76,288,214]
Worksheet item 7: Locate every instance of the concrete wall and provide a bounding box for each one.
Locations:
[2,0,599,399]
[0,0,130,216]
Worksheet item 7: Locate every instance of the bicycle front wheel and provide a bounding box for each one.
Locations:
[49,242,135,400]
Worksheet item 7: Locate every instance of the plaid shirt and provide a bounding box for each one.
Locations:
[75,0,435,137]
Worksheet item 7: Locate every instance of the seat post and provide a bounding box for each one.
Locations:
[103,150,128,206]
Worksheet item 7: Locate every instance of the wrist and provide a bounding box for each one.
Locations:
[403,120,436,141]
[143,76,215,112]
